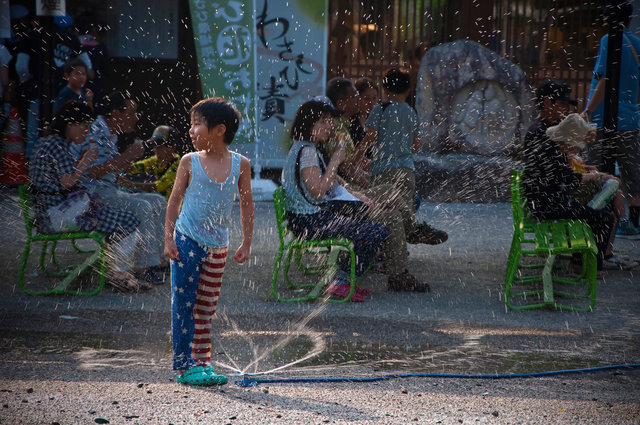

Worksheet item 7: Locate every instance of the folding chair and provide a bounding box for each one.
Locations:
[504,169,598,312]
[270,186,357,303]
[18,185,107,296]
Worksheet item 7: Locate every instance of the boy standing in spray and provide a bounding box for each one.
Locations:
[164,98,254,386]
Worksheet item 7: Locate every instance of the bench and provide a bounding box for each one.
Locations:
[504,169,597,312]
[18,185,107,296]
[270,186,357,303]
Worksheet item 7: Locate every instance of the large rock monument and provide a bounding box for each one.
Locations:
[414,40,534,202]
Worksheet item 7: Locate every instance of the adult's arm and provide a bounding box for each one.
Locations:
[300,145,346,201]
[582,78,606,121]
[87,142,144,178]
[60,146,99,188]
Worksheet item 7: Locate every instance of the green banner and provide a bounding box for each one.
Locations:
[189,0,255,144]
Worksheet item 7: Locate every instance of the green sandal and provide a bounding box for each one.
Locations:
[203,366,228,385]
[176,366,227,386]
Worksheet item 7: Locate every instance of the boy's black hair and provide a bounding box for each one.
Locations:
[63,57,88,75]
[50,101,94,137]
[96,91,129,116]
[382,67,411,94]
[290,100,340,142]
[190,97,241,145]
[354,77,378,95]
[326,77,355,106]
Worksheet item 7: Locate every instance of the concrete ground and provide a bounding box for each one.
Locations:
[0,187,639,424]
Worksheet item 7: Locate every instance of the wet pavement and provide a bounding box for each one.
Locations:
[0,186,639,424]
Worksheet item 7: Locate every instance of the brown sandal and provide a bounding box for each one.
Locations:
[109,272,150,293]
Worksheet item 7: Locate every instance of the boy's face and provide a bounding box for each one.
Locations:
[360,87,378,116]
[154,144,175,158]
[189,112,225,149]
[543,98,572,123]
[337,85,360,118]
[112,100,139,134]
[66,122,91,144]
[66,66,87,90]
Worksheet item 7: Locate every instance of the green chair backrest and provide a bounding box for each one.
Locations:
[510,169,525,233]
[18,185,35,237]
[273,186,290,244]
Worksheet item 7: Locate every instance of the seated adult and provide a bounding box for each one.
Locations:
[119,125,180,201]
[70,91,168,283]
[28,101,148,291]
[547,113,634,267]
[350,76,379,153]
[523,82,615,272]
[282,101,431,301]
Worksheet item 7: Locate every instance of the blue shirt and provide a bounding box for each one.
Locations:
[175,151,241,248]
[587,28,640,131]
[365,101,418,176]
[282,141,328,215]
[53,86,88,113]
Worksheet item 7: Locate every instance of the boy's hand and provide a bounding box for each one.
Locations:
[164,238,179,261]
[233,243,250,264]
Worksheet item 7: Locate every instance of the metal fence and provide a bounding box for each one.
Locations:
[327,0,606,108]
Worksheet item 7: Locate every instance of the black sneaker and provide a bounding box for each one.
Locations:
[407,223,448,245]
[388,270,430,292]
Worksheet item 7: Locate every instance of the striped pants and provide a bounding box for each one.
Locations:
[171,231,227,371]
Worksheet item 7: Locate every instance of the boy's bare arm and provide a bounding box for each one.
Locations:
[234,156,254,264]
[163,155,190,260]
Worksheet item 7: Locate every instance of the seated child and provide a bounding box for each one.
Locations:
[53,58,94,113]
[118,125,180,200]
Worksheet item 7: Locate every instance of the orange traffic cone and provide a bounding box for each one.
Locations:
[0,107,28,185]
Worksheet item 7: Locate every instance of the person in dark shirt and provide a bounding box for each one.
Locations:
[523,80,615,271]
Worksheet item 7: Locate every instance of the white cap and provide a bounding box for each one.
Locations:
[545,113,592,150]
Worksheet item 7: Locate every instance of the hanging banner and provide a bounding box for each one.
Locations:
[189,0,256,144]
[254,0,328,168]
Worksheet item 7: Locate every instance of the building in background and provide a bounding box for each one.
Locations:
[8,0,634,171]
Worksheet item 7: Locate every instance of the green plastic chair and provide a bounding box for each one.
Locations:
[270,186,357,303]
[18,185,107,296]
[504,169,597,312]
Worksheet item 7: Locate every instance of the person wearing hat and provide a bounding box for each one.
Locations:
[547,113,619,210]
[523,79,578,154]
[119,125,181,201]
[582,1,640,235]
[547,113,639,268]
[28,101,148,292]
[523,97,616,273]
